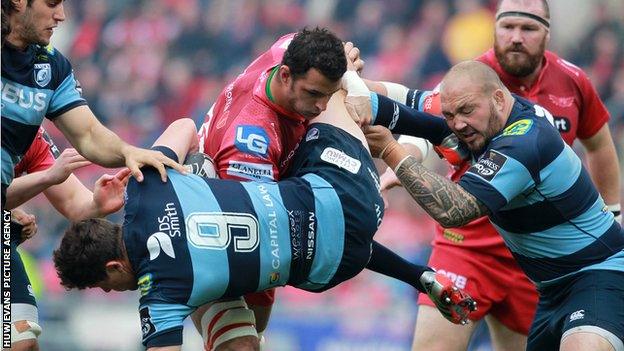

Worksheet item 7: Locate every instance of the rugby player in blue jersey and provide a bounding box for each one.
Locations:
[52,93,476,351]
[365,60,624,351]
[2,1,185,349]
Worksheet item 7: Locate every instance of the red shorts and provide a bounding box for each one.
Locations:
[418,244,538,335]
[244,289,275,307]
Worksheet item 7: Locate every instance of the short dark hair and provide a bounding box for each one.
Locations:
[53,218,123,289]
[281,27,347,82]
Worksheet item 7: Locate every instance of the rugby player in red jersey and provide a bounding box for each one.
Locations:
[195,27,356,350]
[364,1,620,350]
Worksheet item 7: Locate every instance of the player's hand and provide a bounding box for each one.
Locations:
[420,271,477,325]
[345,95,373,127]
[45,148,92,185]
[122,146,187,182]
[11,208,37,243]
[343,41,364,73]
[363,125,400,159]
[379,167,402,209]
[93,168,132,217]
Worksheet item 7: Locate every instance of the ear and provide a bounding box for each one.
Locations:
[12,0,27,12]
[279,65,291,85]
[544,30,551,46]
[493,89,505,111]
[105,261,124,273]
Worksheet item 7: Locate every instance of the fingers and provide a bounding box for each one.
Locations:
[127,161,143,182]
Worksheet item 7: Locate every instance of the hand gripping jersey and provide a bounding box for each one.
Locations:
[14,128,60,176]
[127,132,383,347]
[198,33,307,182]
[458,96,623,288]
[1,44,86,188]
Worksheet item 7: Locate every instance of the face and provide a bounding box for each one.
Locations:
[15,0,66,46]
[441,80,505,153]
[284,68,342,119]
[494,1,549,77]
[91,261,137,293]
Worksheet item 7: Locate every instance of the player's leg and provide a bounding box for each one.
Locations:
[412,305,480,351]
[485,257,537,351]
[9,244,41,351]
[485,315,528,351]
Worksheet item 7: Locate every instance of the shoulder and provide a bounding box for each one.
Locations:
[488,98,564,180]
[33,45,76,88]
[544,51,593,87]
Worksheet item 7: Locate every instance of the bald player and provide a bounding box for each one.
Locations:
[365,60,624,351]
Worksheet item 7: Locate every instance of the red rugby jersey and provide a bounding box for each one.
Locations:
[198,33,307,182]
[14,127,59,176]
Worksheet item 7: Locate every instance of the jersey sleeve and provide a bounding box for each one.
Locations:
[216,124,279,182]
[139,301,193,348]
[575,70,610,139]
[46,49,87,119]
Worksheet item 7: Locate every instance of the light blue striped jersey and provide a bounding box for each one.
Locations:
[459,96,624,289]
[1,43,86,187]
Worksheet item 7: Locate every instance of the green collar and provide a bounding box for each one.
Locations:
[265,65,280,103]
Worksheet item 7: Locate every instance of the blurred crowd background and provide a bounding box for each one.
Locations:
[13,0,624,350]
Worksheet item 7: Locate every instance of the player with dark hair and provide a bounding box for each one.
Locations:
[2,1,183,349]
[54,101,476,351]
[195,27,357,349]
[365,60,624,351]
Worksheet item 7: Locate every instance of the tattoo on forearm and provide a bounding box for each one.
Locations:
[395,156,490,227]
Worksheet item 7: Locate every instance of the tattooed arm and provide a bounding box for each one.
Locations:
[364,125,489,227]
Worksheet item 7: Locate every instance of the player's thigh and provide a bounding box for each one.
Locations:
[485,314,527,351]
[560,331,620,351]
[412,305,480,351]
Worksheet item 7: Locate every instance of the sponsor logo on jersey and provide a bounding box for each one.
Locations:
[258,184,281,282]
[138,274,153,296]
[320,147,361,174]
[569,309,585,322]
[305,127,319,142]
[548,94,574,108]
[1,81,48,112]
[235,126,269,157]
[33,63,52,87]
[41,129,61,158]
[553,116,571,133]
[389,102,400,130]
[288,210,303,261]
[435,269,467,289]
[147,232,176,261]
[443,229,464,243]
[139,306,156,339]
[367,167,381,193]
[502,119,533,136]
[269,272,280,284]
[470,150,507,181]
[158,202,181,238]
[306,211,316,261]
[227,160,274,181]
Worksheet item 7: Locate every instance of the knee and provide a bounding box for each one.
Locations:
[9,338,39,351]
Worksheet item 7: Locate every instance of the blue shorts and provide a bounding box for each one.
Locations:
[528,270,624,350]
[288,123,384,291]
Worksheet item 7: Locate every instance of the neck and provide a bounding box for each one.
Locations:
[501,93,515,125]
[269,67,291,112]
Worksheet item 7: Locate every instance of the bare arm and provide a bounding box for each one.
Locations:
[54,105,187,181]
[151,118,199,163]
[4,149,91,209]
[365,125,489,227]
[580,124,621,206]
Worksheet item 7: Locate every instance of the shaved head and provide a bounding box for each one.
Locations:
[441,61,507,97]
[440,61,513,153]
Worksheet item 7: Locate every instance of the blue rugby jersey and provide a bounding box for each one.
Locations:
[1,44,86,187]
[459,96,624,288]
[123,147,351,347]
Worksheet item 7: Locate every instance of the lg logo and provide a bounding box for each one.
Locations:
[235,126,269,157]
